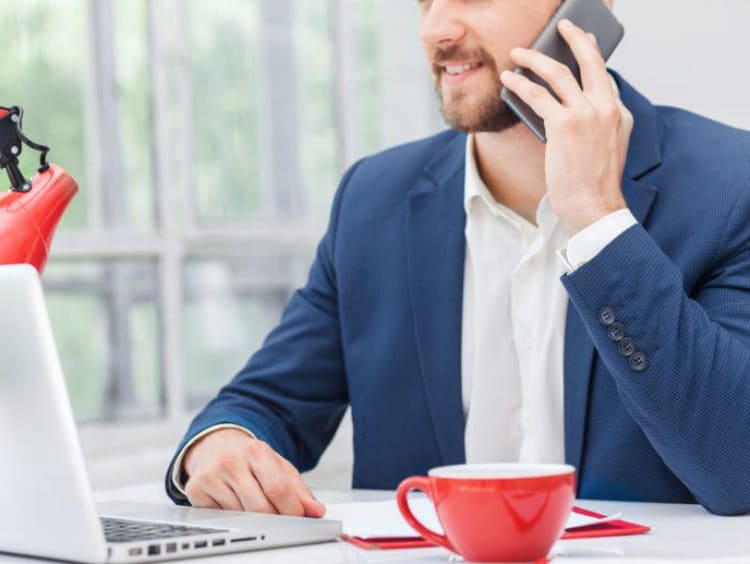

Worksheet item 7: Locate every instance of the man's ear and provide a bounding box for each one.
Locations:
[603,0,614,9]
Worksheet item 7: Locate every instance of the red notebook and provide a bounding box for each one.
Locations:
[342,506,650,550]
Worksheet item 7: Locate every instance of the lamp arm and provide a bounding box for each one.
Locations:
[0,105,51,192]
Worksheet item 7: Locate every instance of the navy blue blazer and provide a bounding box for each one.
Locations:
[167,73,750,516]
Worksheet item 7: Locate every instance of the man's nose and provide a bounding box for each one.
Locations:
[420,0,467,48]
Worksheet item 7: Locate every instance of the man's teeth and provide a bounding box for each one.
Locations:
[444,63,479,76]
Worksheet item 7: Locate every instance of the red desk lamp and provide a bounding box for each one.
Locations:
[0,105,77,273]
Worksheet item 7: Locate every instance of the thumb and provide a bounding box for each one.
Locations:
[300,491,326,518]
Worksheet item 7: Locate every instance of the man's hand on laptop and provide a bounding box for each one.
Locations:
[183,428,326,517]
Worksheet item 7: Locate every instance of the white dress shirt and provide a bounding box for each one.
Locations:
[461,133,636,464]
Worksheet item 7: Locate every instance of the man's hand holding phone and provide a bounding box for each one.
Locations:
[500,19,632,236]
[182,428,326,517]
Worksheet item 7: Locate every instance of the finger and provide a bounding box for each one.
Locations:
[617,99,634,136]
[205,476,245,512]
[186,488,221,510]
[279,458,326,517]
[500,70,561,121]
[228,469,279,514]
[214,452,278,513]
[248,444,306,516]
[300,492,326,518]
[557,19,611,100]
[185,475,232,510]
[509,47,584,107]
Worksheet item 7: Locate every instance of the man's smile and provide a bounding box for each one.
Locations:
[439,61,485,85]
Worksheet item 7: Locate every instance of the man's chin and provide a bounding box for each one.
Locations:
[439,96,521,134]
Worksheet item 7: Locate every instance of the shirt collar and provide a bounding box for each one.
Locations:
[464,134,560,239]
[463,133,493,216]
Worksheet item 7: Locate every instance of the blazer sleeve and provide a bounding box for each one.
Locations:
[165,159,363,505]
[561,189,750,516]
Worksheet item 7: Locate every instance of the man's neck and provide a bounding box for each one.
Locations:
[472,124,548,225]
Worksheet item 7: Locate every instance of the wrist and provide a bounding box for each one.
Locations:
[562,198,628,235]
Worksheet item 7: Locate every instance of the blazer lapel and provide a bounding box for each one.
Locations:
[407,132,467,466]
[564,72,660,474]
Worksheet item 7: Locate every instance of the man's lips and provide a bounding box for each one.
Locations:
[438,61,484,86]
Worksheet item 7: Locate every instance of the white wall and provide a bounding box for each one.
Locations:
[609,0,750,130]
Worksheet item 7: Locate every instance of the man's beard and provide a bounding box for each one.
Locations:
[433,45,520,133]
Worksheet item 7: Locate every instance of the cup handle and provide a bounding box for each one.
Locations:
[396,476,456,553]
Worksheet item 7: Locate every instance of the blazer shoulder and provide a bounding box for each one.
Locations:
[649,106,750,256]
[344,130,464,193]
[655,105,750,179]
[331,130,464,243]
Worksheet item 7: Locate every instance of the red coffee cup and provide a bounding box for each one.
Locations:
[396,463,575,563]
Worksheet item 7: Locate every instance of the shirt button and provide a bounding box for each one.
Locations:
[607,322,626,342]
[629,351,649,372]
[599,307,617,326]
[618,337,636,357]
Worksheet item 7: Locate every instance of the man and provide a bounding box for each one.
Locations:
[166,0,750,517]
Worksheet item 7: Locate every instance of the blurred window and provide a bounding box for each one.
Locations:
[0,0,438,431]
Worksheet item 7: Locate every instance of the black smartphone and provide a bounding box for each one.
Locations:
[500,0,625,142]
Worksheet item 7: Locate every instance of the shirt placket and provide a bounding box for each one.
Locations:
[511,221,547,463]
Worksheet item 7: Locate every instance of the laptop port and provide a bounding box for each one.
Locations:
[194,541,208,549]
[147,545,160,556]
[181,543,190,550]
[128,548,143,557]
[165,543,177,553]
[230,536,256,544]
[211,539,226,547]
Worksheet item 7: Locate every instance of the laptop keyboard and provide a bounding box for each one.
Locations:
[101,517,227,543]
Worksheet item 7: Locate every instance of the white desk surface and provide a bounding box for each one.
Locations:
[5,484,749,564]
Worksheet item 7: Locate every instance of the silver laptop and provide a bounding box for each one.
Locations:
[0,264,341,563]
